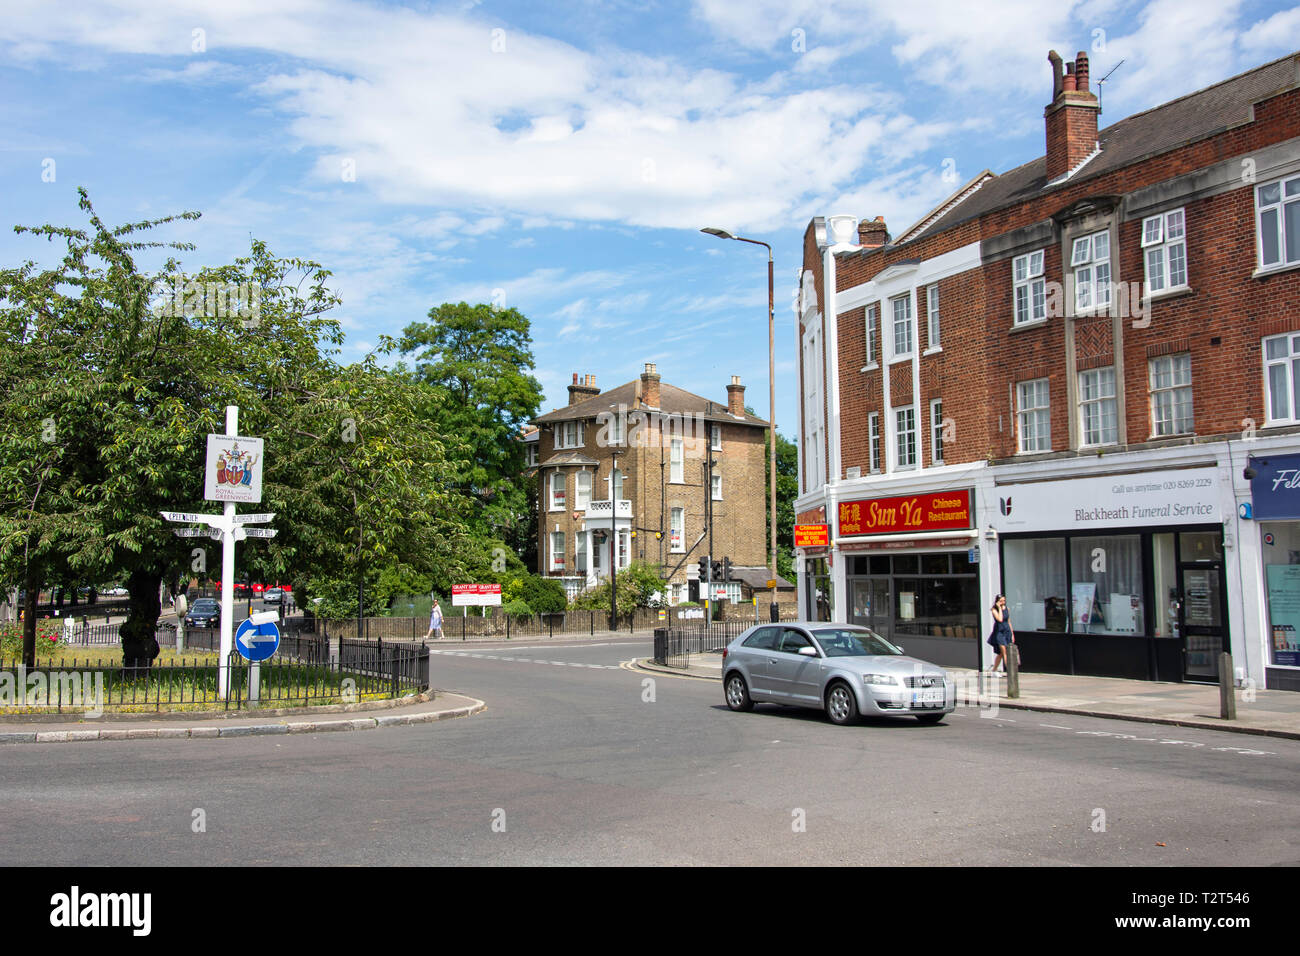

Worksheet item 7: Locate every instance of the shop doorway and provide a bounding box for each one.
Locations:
[1177,532,1227,683]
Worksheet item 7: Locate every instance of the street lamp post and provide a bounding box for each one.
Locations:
[701,228,779,623]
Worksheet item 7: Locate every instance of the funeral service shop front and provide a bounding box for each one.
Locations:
[990,462,1235,683]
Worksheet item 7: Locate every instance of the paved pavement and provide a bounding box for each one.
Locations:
[637,651,1300,740]
[0,691,484,743]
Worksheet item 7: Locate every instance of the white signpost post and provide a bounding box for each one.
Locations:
[160,406,275,700]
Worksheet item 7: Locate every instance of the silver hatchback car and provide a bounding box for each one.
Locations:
[722,623,956,725]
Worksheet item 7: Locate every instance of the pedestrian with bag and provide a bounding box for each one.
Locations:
[424,599,444,641]
[987,594,1015,672]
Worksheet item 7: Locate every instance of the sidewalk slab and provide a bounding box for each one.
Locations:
[635,657,1300,740]
[0,693,485,745]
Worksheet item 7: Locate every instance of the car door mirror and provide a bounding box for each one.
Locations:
[798,646,818,657]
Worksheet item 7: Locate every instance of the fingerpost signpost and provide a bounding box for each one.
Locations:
[160,405,276,699]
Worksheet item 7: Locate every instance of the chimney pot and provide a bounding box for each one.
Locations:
[725,376,746,416]
[857,216,890,249]
[1044,46,1099,180]
[568,373,600,405]
[640,362,661,409]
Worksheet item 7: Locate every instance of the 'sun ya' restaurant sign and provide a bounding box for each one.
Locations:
[838,490,973,537]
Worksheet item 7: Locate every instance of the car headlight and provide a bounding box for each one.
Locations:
[862,673,899,686]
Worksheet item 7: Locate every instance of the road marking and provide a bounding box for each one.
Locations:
[1040,723,1072,730]
[428,649,623,670]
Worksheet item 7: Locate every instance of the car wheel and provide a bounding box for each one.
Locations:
[915,713,945,724]
[724,673,754,712]
[825,681,859,725]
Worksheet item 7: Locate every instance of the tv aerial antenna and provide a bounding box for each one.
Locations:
[1097,59,1125,115]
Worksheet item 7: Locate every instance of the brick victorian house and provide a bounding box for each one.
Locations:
[532,365,780,604]
[796,49,1300,691]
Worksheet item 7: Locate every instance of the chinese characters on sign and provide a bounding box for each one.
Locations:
[837,490,973,537]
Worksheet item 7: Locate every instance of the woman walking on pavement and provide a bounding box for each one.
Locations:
[424,599,444,641]
[987,594,1015,672]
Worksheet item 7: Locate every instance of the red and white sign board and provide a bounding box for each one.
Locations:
[452,583,503,607]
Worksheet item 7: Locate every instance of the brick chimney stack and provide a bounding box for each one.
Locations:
[1045,50,1100,181]
[726,375,746,416]
[568,372,600,405]
[857,216,890,249]
[640,363,661,409]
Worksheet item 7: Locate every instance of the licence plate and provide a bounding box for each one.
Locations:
[912,689,944,706]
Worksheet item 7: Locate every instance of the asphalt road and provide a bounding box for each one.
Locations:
[2,637,1298,866]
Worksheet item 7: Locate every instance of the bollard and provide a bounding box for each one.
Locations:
[1006,641,1020,699]
[1219,651,1236,720]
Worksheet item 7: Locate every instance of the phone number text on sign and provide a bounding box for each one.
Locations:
[838,490,972,536]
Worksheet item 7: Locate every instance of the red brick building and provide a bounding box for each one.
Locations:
[796,49,1300,690]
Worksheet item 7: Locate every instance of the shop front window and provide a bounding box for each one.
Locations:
[1002,538,1067,632]
[1069,535,1143,634]
[1261,522,1300,667]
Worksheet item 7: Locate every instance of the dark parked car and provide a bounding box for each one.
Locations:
[184,599,222,629]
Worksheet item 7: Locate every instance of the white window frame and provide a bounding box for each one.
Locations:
[865,304,878,366]
[868,412,881,473]
[670,507,685,552]
[575,470,591,510]
[1141,208,1187,294]
[1263,333,1300,424]
[1013,250,1046,325]
[926,283,940,349]
[549,471,566,511]
[550,530,566,572]
[609,467,624,502]
[1071,230,1111,313]
[895,406,917,469]
[670,438,684,483]
[710,423,721,451]
[930,398,944,465]
[1078,367,1118,447]
[1016,379,1051,453]
[575,533,587,572]
[1149,353,1193,437]
[712,473,722,500]
[891,294,913,359]
[1256,174,1300,270]
[525,443,538,466]
[555,421,584,449]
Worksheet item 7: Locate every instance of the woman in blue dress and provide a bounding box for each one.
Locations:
[987,594,1015,672]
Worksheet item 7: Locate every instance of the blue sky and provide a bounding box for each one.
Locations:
[3,0,1299,433]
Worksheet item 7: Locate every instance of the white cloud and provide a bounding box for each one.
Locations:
[1240,6,1300,54]
[1,0,942,233]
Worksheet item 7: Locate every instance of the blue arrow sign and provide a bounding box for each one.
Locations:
[235,616,280,662]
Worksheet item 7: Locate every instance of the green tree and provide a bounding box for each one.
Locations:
[0,191,472,665]
[569,560,665,611]
[765,430,798,583]
[392,302,543,555]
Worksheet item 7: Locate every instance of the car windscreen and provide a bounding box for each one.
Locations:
[811,628,901,657]
[192,601,219,612]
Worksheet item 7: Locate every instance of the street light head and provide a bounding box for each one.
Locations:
[701,227,735,241]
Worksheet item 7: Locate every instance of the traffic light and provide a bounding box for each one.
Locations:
[711,559,723,581]
[722,556,731,581]
[698,556,709,580]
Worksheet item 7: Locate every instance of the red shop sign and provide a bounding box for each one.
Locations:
[838,490,972,536]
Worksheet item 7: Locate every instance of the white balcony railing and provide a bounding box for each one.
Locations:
[584,499,632,519]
